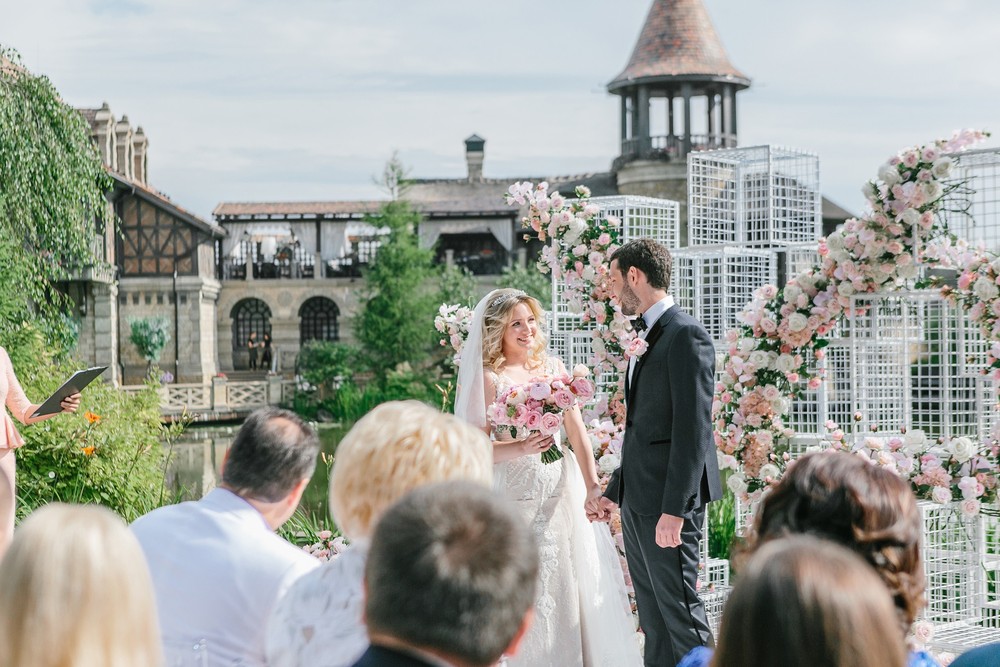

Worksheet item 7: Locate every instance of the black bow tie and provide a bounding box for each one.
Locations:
[632,314,648,333]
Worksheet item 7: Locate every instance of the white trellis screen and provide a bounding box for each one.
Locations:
[941,147,1000,253]
[549,196,680,382]
[848,291,988,440]
[687,145,821,248]
[672,246,776,345]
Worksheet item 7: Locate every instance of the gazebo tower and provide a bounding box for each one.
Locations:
[609,0,750,234]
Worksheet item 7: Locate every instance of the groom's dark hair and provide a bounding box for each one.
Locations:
[365,482,538,666]
[611,238,672,291]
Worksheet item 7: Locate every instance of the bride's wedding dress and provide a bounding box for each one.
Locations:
[489,361,642,667]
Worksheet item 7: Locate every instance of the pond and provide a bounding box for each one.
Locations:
[165,422,348,520]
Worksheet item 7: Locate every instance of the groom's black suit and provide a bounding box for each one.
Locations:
[605,304,722,666]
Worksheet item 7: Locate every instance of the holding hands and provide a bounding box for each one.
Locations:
[586,496,617,523]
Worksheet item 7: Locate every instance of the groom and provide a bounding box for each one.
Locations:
[588,238,722,666]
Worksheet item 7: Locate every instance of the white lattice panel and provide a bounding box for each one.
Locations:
[226,381,268,409]
[701,586,731,636]
[777,242,822,286]
[849,291,986,439]
[588,195,681,249]
[942,147,1000,253]
[162,384,212,413]
[688,145,821,248]
[673,246,776,344]
[920,501,987,624]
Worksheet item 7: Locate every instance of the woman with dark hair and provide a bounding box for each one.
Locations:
[261,333,273,371]
[680,451,938,667]
[712,535,907,667]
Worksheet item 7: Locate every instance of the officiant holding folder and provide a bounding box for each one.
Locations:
[1,346,81,555]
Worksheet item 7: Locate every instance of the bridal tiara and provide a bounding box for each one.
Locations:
[490,290,526,309]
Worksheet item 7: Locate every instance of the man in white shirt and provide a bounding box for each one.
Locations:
[132,407,320,667]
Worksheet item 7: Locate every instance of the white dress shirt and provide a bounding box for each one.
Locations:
[628,295,675,384]
[131,487,319,667]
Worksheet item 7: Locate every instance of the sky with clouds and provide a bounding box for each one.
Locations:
[2,0,998,222]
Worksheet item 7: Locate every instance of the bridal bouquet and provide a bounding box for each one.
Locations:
[487,368,595,464]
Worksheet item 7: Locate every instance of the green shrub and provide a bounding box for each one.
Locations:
[9,331,176,523]
[498,263,553,309]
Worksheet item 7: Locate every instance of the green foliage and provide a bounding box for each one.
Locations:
[128,316,171,363]
[437,264,479,307]
[708,474,736,560]
[10,328,174,523]
[355,199,438,372]
[0,48,111,346]
[498,263,553,309]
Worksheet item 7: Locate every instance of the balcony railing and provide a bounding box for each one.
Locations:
[614,133,738,170]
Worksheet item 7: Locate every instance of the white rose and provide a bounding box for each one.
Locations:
[727,474,748,496]
[749,350,770,369]
[838,282,856,297]
[718,453,739,470]
[787,313,809,332]
[931,486,952,505]
[898,264,919,279]
[949,436,976,463]
[758,463,781,481]
[598,453,621,475]
[932,156,953,179]
[738,338,756,356]
[973,276,1000,302]
[572,364,591,377]
[903,429,927,453]
[900,208,920,227]
[861,181,878,202]
[826,231,845,252]
[990,257,1000,275]
[878,163,901,186]
[784,284,802,303]
[776,354,796,373]
[923,181,942,201]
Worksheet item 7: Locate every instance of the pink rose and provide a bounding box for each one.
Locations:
[525,410,543,431]
[528,382,552,400]
[539,412,562,435]
[513,403,530,426]
[552,389,575,410]
[571,377,595,399]
[624,337,648,358]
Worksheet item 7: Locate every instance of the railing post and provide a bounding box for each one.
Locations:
[212,376,229,412]
[268,376,283,406]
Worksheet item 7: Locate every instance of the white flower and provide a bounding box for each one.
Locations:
[775,354,796,373]
[878,163,901,186]
[759,463,781,481]
[960,498,981,517]
[898,264,919,279]
[718,453,739,470]
[826,231,845,252]
[990,257,1000,275]
[973,276,999,301]
[900,208,920,227]
[932,156,953,179]
[727,474,748,496]
[787,313,809,332]
[931,486,952,505]
[949,436,976,463]
[572,364,591,377]
[598,453,621,475]
[748,350,770,369]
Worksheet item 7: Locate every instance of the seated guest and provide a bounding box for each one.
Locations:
[712,535,906,667]
[0,503,162,667]
[267,400,494,667]
[950,642,1000,667]
[680,451,937,667]
[132,407,320,667]
[355,481,537,667]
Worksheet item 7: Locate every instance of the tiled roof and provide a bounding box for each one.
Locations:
[609,0,749,90]
[110,171,226,238]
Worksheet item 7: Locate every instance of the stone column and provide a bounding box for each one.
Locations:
[637,86,651,155]
[620,94,628,146]
[681,84,693,157]
[730,86,738,142]
[707,91,718,147]
[722,86,734,146]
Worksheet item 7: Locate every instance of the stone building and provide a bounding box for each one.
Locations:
[76,104,226,384]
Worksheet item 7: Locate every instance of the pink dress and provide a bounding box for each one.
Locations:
[0,346,33,450]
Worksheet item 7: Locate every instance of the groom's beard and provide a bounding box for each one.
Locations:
[618,283,641,316]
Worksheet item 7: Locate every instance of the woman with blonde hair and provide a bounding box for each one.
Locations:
[0,503,162,667]
[266,400,494,667]
[453,288,641,666]
[712,535,907,667]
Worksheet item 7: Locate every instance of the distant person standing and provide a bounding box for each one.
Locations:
[247,332,259,370]
[261,333,273,372]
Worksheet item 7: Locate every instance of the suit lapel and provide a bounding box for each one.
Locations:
[627,307,679,406]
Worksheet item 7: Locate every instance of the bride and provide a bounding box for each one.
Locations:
[455,288,642,667]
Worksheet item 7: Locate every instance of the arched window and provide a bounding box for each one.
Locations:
[299,297,340,344]
[231,298,272,353]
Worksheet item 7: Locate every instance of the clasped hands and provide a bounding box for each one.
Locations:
[585,495,684,549]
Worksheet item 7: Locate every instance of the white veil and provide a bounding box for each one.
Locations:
[453,289,500,431]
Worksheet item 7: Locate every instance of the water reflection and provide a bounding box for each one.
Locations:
[165,423,347,517]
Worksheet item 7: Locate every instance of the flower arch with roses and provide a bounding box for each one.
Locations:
[714,129,1000,514]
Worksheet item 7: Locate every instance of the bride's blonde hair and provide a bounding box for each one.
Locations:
[481,289,547,372]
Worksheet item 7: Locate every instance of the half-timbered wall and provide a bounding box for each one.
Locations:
[116,196,210,277]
